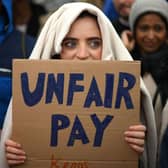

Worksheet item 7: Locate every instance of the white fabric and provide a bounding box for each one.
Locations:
[29,2,133,61]
[143,73,168,165]
[0,2,157,168]
[143,74,162,135]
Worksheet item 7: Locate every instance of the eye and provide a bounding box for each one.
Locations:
[62,39,77,49]
[154,25,165,32]
[138,25,149,32]
[88,38,102,49]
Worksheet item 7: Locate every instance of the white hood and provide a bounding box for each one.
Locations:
[29,2,132,61]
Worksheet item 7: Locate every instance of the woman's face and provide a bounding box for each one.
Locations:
[61,16,102,60]
[135,13,167,54]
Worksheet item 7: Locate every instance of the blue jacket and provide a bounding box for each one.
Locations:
[0,0,36,128]
[103,0,119,21]
[0,0,13,44]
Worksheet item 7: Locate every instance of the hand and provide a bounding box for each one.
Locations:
[5,139,26,166]
[124,124,146,154]
[121,30,135,52]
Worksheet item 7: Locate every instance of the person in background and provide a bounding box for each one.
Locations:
[0,2,156,168]
[0,0,36,133]
[13,0,47,38]
[121,0,168,167]
[112,0,135,36]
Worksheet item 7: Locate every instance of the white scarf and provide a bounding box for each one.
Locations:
[0,2,157,168]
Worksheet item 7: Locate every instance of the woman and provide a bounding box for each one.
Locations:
[0,2,156,168]
[121,0,168,166]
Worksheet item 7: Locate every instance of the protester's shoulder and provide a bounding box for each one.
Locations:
[0,29,36,60]
[24,32,36,46]
[11,29,36,46]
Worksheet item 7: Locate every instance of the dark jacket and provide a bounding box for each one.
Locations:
[0,0,36,128]
[160,126,168,168]
[26,2,47,37]
[131,44,168,107]
[112,19,130,36]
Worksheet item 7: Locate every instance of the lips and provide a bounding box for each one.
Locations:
[145,43,155,48]
[143,43,159,52]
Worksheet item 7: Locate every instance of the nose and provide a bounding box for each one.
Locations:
[148,30,155,40]
[76,44,90,60]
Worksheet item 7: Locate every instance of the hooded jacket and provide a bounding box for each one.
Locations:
[0,2,157,168]
[0,0,36,128]
[0,0,14,129]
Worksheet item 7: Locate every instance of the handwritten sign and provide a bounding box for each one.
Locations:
[12,60,140,168]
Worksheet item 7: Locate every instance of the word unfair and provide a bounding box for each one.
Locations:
[20,72,136,109]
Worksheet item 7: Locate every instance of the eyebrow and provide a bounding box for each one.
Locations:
[63,37,102,41]
[87,37,102,40]
[62,37,77,41]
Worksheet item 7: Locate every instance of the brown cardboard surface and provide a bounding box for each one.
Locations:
[12,60,140,168]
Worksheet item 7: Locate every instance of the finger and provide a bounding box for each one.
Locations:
[128,143,144,154]
[124,130,145,139]
[8,159,25,166]
[5,139,22,149]
[121,32,130,43]
[128,125,146,131]
[6,145,26,155]
[6,153,26,160]
[125,137,144,146]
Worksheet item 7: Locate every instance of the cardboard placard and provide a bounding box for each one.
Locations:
[12,60,140,168]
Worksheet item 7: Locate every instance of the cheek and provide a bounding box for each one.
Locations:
[158,32,167,42]
[135,33,146,50]
[135,31,145,44]
[93,48,102,60]
[60,50,74,60]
